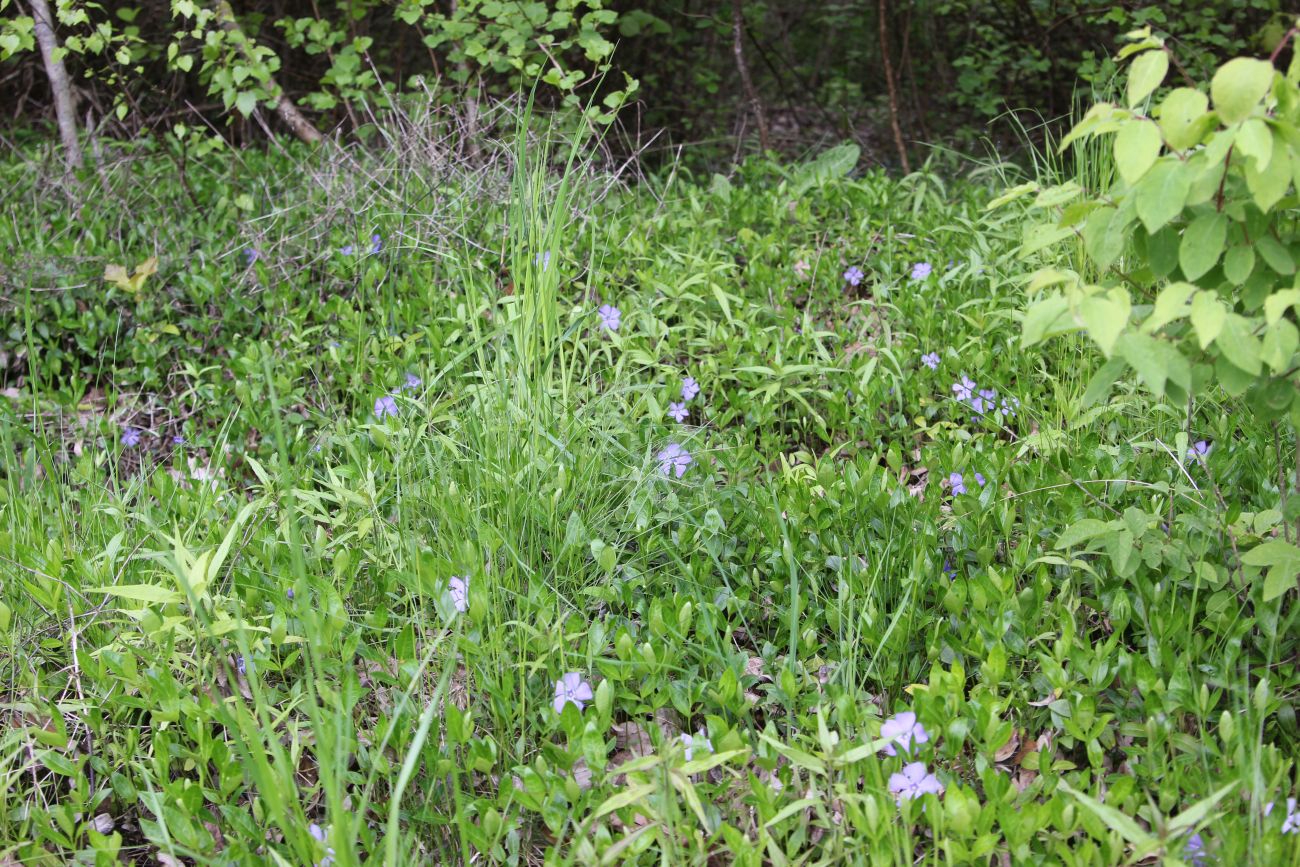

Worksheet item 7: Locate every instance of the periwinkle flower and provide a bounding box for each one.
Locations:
[370,234,383,253]
[1184,833,1207,867]
[952,376,976,402]
[921,352,940,370]
[308,822,336,867]
[598,304,622,331]
[975,472,987,487]
[657,443,694,478]
[888,761,943,803]
[536,251,552,271]
[243,247,260,265]
[843,266,865,287]
[948,472,966,495]
[1188,440,1210,460]
[943,560,957,579]
[911,262,933,281]
[999,397,1020,418]
[553,672,593,714]
[667,402,689,423]
[680,729,713,761]
[374,394,399,419]
[287,587,295,600]
[448,575,468,613]
[236,655,247,675]
[880,711,930,756]
[402,372,422,391]
[121,426,142,447]
[171,435,185,446]
[681,376,700,401]
[340,245,354,256]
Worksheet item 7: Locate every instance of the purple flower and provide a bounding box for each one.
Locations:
[680,729,713,761]
[974,472,986,487]
[402,372,422,391]
[880,711,930,756]
[171,435,185,446]
[999,396,1020,418]
[536,251,552,271]
[243,247,260,265]
[308,823,335,867]
[667,402,689,423]
[888,761,943,803]
[448,576,468,613]
[1188,440,1210,460]
[1279,798,1300,834]
[681,376,700,402]
[340,245,354,256]
[952,376,976,402]
[553,672,594,714]
[370,233,383,253]
[921,352,940,370]
[911,262,933,281]
[948,472,966,495]
[287,587,295,600]
[943,560,957,579]
[236,655,247,675]
[1184,833,1207,867]
[843,266,865,286]
[121,426,142,447]
[374,394,399,419]
[657,443,694,478]
[598,304,622,331]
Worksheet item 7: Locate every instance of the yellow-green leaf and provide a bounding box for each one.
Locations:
[1211,57,1276,124]
[1113,120,1163,184]
[1127,49,1168,107]
[1159,87,1211,150]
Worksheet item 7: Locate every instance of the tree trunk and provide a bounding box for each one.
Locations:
[731,0,769,153]
[213,1,323,144]
[28,0,83,171]
[877,0,911,174]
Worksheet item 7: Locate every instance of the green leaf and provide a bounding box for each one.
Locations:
[1079,292,1130,356]
[1242,539,1300,601]
[1147,227,1181,278]
[1117,331,1189,397]
[1056,780,1156,847]
[86,584,184,605]
[592,783,657,819]
[1083,206,1125,271]
[1262,319,1298,372]
[1190,291,1227,349]
[1256,234,1296,275]
[1265,288,1300,324]
[790,142,859,195]
[1145,281,1196,332]
[1082,356,1129,407]
[1224,245,1256,284]
[1180,213,1228,280]
[1127,50,1168,108]
[1236,118,1275,169]
[1167,782,1238,833]
[1021,294,1075,346]
[1215,313,1263,375]
[1055,518,1116,549]
[1211,57,1276,124]
[1159,87,1212,150]
[1245,134,1292,211]
[235,90,257,117]
[1134,159,1190,232]
[1114,120,1163,184]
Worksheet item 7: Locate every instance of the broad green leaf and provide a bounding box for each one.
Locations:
[1236,117,1275,169]
[1118,331,1190,397]
[1144,281,1196,332]
[1180,213,1228,280]
[1033,182,1083,209]
[1224,245,1256,284]
[987,181,1038,209]
[1216,313,1263,375]
[1083,206,1124,270]
[1078,292,1130,356]
[87,584,184,605]
[790,142,859,194]
[235,90,257,118]
[1190,292,1227,348]
[1021,222,1076,257]
[1264,565,1297,600]
[1245,135,1292,211]
[1242,539,1300,601]
[1113,120,1163,184]
[1055,518,1116,549]
[1127,49,1168,108]
[1256,234,1295,275]
[1147,226,1181,278]
[1159,87,1211,150]
[592,783,657,819]
[1265,288,1300,324]
[1167,782,1238,833]
[1211,57,1275,124]
[1262,319,1298,372]
[1134,159,1190,232]
[1022,294,1075,346]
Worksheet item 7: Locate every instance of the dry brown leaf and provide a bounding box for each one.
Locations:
[993,728,1020,763]
[744,657,771,682]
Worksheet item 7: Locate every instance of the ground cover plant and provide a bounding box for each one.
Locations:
[3,44,1300,866]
